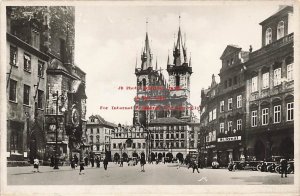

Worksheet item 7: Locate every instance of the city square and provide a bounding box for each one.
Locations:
[8,163,294,185]
[2,2,297,195]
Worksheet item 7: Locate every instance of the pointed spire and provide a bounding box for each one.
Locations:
[155,57,158,70]
[173,15,187,66]
[167,54,170,65]
[135,55,138,69]
[141,18,152,70]
[189,54,192,67]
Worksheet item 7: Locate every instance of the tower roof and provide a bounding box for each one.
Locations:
[141,31,153,70]
[173,17,188,66]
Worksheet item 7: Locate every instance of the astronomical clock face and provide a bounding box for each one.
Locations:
[72,108,80,127]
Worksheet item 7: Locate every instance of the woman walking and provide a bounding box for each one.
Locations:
[140,154,146,172]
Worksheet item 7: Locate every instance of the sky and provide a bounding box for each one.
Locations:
[74,2,284,125]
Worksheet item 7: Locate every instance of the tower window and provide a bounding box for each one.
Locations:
[142,78,146,90]
[277,21,284,40]
[176,75,180,87]
[265,28,272,45]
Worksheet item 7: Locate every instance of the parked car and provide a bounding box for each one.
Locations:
[212,161,219,169]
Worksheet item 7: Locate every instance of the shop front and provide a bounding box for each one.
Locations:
[216,135,243,167]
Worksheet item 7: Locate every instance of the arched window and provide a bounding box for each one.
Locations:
[265,28,272,45]
[176,75,180,87]
[277,21,284,40]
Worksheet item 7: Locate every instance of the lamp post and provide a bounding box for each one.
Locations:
[52,91,67,170]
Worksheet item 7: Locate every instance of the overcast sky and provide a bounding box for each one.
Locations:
[74,2,284,125]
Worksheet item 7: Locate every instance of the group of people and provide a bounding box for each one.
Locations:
[69,154,109,175]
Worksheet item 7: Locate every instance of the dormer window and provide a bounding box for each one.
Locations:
[277,21,284,40]
[265,28,272,45]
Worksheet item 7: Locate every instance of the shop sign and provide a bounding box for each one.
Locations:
[217,136,241,142]
[206,145,216,149]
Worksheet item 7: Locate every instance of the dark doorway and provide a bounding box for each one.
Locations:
[279,137,294,159]
[254,140,265,161]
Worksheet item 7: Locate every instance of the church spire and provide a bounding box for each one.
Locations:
[141,19,152,70]
[189,54,192,67]
[155,57,158,70]
[173,15,187,66]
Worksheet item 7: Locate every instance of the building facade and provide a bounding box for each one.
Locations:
[6,8,49,162]
[245,6,294,161]
[199,6,294,167]
[86,115,116,159]
[110,124,147,162]
[6,6,87,163]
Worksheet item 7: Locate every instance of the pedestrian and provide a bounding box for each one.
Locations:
[71,157,75,169]
[33,157,40,172]
[192,160,200,173]
[103,156,108,170]
[120,158,123,167]
[79,161,85,175]
[140,154,146,172]
[50,155,54,167]
[74,154,78,167]
[177,159,180,169]
[90,156,95,167]
[84,156,89,166]
[96,156,100,168]
[280,158,288,178]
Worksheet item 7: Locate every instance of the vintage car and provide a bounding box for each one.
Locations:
[212,161,220,169]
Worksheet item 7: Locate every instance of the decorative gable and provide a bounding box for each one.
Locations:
[220,45,241,60]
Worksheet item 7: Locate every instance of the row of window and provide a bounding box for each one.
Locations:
[149,125,189,131]
[10,45,45,77]
[265,21,285,45]
[251,64,293,92]
[114,133,146,138]
[9,79,44,108]
[219,119,242,134]
[251,102,294,127]
[224,75,239,88]
[208,95,242,122]
[112,143,146,149]
[151,141,186,148]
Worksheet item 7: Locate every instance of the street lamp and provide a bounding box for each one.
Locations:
[52,91,67,170]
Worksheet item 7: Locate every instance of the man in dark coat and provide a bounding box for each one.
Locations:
[280,158,288,178]
[192,160,200,173]
[84,156,89,166]
[103,156,108,170]
[96,156,100,168]
[90,156,95,167]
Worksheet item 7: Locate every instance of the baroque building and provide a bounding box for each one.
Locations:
[110,124,147,161]
[199,6,294,167]
[86,115,117,160]
[244,6,294,161]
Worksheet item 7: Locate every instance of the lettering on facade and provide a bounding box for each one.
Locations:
[217,136,241,142]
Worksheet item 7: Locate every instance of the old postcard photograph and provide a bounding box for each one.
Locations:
[0,0,299,195]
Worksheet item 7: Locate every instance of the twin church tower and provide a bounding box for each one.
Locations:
[133,18,193,126]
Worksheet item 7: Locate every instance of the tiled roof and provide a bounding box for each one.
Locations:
[149,117,187,125]
[89,114,117,127]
